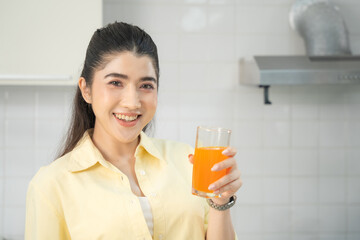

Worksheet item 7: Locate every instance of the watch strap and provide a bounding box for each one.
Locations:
[207,195,237,211]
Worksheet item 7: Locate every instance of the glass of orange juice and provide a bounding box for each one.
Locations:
[192,126,231,198]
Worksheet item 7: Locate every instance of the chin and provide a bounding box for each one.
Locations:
[114,128,142,143]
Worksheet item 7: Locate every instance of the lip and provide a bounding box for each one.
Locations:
[113,113,141,127]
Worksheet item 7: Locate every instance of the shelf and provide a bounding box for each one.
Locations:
[0,75,76,86]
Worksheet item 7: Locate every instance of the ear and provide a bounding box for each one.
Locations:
[78,77,92,104]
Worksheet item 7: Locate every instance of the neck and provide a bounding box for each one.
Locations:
[91,126,140,166]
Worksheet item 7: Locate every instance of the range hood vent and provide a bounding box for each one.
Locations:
[240,0,360,104]
[241,55,360,86]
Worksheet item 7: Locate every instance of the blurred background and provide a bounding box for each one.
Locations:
[0,0,360,239]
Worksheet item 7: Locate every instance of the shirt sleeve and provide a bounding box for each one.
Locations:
[25,181,71,240]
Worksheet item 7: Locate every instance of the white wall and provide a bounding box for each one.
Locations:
[1,0,360,239]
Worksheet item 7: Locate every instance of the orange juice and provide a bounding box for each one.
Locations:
[192,146,229,195]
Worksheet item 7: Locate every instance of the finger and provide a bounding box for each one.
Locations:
[188,154,194,164]
[216,191,232,200]
[211,157,237,172]
[222,147,237,157]
[214,178,243,196]
[208,169,241,191]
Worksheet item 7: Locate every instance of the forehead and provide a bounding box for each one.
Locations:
[98,51,157,78]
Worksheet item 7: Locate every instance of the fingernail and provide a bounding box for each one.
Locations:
[208,184,215,190]
[222,148,230,155]
[213,190,220,195]
[211,165,219,171]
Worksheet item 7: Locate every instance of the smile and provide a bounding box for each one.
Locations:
[113,113,139,122]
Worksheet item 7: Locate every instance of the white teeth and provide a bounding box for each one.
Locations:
[114,113,138,122]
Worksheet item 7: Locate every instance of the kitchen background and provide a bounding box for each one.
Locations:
[1,0,360,239]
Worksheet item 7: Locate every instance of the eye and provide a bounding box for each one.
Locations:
[109,81,122,87]
[141,83,155,90]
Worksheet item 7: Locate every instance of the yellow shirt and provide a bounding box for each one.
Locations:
[25,130,209,240]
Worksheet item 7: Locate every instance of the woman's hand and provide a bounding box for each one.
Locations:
[188,147,242,204]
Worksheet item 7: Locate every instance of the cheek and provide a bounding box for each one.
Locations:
[143,93,158,112]
[91,88,114,114]
[152,95,158,111]
[152,96,158,109]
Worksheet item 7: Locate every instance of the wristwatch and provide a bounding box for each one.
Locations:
[207,195,237,211]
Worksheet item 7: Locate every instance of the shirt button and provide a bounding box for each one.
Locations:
[158,234,163,240]
[151,193,157,197]
[139,170,146,176]
[121,176,124,180]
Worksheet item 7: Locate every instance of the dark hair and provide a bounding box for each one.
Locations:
[57,22,159,158]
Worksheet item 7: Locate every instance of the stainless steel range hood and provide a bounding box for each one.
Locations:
[241,0,360,86]
[240,55,360,85]
[240,0,360,104]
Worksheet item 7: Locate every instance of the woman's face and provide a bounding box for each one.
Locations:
[81,51,158,144]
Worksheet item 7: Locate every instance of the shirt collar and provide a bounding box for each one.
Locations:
[66,129,103,172]
[136,131,166,163]
[67,130,165,173]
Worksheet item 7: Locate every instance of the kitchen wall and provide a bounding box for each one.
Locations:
[1,0,360,239]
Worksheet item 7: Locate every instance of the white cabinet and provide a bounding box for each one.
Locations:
[0,0,102,85]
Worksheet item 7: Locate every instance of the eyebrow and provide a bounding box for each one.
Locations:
[104,72,157,83]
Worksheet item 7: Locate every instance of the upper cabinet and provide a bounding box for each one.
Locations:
[0,0,102,85]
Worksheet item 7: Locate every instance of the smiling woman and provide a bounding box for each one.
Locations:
[24,22,241,240]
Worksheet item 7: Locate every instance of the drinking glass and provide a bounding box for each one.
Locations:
[192,126,231,198]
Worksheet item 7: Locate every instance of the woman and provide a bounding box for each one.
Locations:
[25,22,242,240]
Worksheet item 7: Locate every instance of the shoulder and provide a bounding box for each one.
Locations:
[145,136,194,178]
[29,153,72,192]
[151,137,194,155]
[26,154,75,223]
[143,135,194,164]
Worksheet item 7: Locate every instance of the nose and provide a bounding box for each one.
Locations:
[121,85,141,110]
